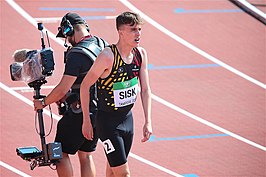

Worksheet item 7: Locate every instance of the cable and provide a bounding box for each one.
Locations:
[35,105,53,137]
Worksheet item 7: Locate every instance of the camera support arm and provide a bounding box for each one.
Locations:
[14,22,62,170]
[29,78,49,162]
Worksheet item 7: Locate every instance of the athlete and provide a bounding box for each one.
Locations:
[33,12,108,177]
[80,11,152,177]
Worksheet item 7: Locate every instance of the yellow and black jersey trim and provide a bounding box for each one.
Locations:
[96,44,142,111]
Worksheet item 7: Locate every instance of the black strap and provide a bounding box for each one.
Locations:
[67,36,108,89]
[69,36,107,62]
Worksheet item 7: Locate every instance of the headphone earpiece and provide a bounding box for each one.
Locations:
[61,17,74,37]
[60,17,89,37]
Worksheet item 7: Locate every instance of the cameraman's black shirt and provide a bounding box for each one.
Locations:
[64,51,92,86]
[63,39,96,112]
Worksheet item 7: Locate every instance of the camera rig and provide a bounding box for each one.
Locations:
[15,23,62,170]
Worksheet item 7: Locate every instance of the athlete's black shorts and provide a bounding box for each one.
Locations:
[55,109,98,154]
[96,110,134,167]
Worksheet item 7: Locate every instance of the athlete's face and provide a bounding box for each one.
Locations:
[119,24,142,47]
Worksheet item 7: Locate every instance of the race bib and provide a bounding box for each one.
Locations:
[102,139,115,154]
[113,77,138,107]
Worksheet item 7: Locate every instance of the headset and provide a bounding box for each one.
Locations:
[59,17,90,37]
[60,17,74,37]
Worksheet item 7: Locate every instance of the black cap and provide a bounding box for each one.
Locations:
[56,13,88,38]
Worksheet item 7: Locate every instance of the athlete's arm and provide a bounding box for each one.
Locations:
[80,47,113,140]
[138,47,152,142]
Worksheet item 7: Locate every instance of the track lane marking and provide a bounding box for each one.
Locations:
[35,16,116,23]
[174,8,243,13]
[151,94,266,151]
[149,134,229,142]
[119,0,266,89]
[233,0,266,18]
[39,7,115,12]
[0,161,31,177]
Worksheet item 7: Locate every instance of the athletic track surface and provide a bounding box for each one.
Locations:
[0,0,265,177]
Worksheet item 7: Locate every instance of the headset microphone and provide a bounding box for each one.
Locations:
[64,38,68,48]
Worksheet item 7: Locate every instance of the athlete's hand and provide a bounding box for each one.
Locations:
[141,122,152,142]
[82,118,94,141]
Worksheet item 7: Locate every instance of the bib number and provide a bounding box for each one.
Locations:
[113,77,138,107]
[102,139,115,154]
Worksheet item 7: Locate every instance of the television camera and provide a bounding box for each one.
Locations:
[10,23,62,170]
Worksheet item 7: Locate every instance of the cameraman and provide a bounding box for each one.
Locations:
[33,12,108,177]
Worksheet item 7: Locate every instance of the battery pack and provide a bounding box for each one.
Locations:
[47,142,62,160]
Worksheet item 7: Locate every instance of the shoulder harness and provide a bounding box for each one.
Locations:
[66,36,108,63]
[66,36,108,90]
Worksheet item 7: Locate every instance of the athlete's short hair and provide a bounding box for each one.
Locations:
[116,11,144,30]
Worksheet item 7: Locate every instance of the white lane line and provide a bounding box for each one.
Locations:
[235,0,266,18]
[34,16,116,23]
[5,0,64,46]
[4,1,183,176]
[10,85,55,92]
[0,161,32,177]
[0,82,61,121]
[119,0,266,90]
[129,153,183,177]
[152,94,266,152]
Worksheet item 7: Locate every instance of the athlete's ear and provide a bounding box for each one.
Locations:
[117,25,125,34]
[118,29,123,35]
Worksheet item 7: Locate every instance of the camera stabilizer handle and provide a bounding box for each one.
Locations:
[29,79,49,162]
[34,23,50,162]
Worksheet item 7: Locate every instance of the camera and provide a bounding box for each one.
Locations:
[10,23,62,170]
[40,48,55,76]
[10,22,55,84]
[9,47,55,84]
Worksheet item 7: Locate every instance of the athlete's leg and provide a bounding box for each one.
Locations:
[56,152,73,177]
[106,162,115,177]
[78,151,96,177]
[111,162,130,177]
